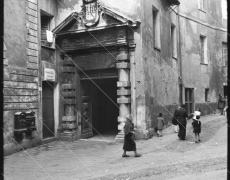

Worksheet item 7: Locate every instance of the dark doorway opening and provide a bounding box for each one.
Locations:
[224,85,228,97]
[185,88,194,115]
[42,81,55,139]
[81,78,119,140]
[92,78,119,137]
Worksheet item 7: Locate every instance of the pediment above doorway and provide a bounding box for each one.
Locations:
[53,2,140,36]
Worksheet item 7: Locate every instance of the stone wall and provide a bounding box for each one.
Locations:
[4,0,40,156]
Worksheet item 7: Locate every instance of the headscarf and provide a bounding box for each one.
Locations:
[193,110,201,121]
[124,117,132,135]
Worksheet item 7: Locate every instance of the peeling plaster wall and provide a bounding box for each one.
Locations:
[4,0,27,67]
[179,0,228,112]
[4,0,41,155]
[141,0,179,131]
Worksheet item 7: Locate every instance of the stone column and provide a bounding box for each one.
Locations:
[115,47,131,143]
[60,55,78,141]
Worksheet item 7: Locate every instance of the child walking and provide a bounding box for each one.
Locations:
[156,113,165,137]
[192,109,201,143]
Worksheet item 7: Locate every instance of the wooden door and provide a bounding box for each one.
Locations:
[81,81,93,138]
[185,88,194,115]
[42,81,54,139]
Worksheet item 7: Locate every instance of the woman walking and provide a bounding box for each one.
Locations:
[122,117,141,158]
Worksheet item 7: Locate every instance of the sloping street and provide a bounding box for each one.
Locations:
[4,114,227,180]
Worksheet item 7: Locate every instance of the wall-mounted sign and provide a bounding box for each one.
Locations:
[44,68,55,81]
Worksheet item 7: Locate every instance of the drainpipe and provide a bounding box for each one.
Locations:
[177,5,183,106]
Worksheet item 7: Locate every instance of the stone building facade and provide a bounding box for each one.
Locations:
[3,0,227,155]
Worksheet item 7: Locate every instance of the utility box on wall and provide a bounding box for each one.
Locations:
[14,112,27,132]
[25,111,36,131]
[14,111,36,133]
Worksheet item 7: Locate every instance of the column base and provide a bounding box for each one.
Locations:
[134,129,151,140]
[59,132,79,142]
[115,130,125,143]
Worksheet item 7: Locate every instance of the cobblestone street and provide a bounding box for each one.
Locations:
[4,114,227,180]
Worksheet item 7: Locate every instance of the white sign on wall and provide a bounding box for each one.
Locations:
[44,68,55,81]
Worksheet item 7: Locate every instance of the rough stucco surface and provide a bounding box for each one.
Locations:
[141,0,179,130]
[4,0,27,67]
[180,0,227,104]
[140,0,227,131]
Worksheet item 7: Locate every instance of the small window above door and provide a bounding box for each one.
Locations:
[40,10,54,48]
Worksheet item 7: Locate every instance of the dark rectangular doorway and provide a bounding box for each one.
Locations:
[185,88,194,115]
[81,78,119,139]
[42,81,55,139]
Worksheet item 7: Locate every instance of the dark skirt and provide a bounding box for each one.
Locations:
[178,123,186,140]
[123,133,136,151]
[192,121,201,134]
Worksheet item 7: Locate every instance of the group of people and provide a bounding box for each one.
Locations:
[122,105,200,157]
[122,93,227,157]
[172,105,201,143]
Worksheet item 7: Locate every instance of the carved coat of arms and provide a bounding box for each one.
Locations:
[82,0,101,27]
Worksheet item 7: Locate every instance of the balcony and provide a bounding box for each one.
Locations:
[167,0,180,6]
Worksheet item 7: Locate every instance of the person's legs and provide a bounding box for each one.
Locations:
[223,107,228,116]
[160,130,163,136]
[195,133,199,143]
[134,151,141,157]
[178,124,182,139]
[180,124,186,140]
[122,150,129,157]
[220,108,224,115]
[175,125,178,133]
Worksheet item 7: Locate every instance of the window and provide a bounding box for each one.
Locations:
[198,0,205,11]
[171,24,177,58]
[205,88,209,102]
[222,0,227,19]
[152,6,161,50]
[200,35,207,64]
[222,42,228,66]
[41,11,53,47]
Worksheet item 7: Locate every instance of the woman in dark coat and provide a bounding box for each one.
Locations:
[122,117,141,157]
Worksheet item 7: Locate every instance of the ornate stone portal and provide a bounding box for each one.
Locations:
[53,1,140,141]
